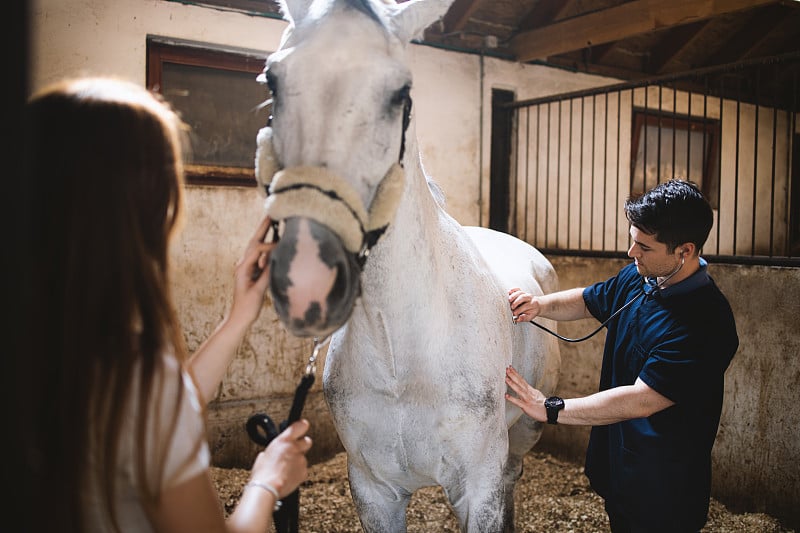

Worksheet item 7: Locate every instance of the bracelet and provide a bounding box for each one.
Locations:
[245,481,283,512]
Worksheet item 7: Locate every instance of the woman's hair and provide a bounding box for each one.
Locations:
[624,179,714,253]
[20,77,192,532]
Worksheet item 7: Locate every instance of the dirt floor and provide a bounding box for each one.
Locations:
[211,450,794,532]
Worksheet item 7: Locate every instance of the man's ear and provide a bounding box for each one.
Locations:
[677,243,696,257]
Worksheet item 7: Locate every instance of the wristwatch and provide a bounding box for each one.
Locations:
[544,396,565,424]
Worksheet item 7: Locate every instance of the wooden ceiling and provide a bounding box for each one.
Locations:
[195,0,800,107]
[423,0,800,81]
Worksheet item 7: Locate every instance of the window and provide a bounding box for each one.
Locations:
[630,110,720,208]
[147,38,270,186]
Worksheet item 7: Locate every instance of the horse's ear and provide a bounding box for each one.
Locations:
[278,0,314,24]
[388,0,454,44]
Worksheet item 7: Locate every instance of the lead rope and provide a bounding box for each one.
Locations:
[246,335,331,533]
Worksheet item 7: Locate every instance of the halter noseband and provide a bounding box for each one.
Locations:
[254,94,412,269]
[260,163,404,268]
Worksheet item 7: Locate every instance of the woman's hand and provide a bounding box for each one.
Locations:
[250,419,312,498]
[228,215,276,330]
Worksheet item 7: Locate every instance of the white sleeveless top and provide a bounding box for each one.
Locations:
[83,354,211,531]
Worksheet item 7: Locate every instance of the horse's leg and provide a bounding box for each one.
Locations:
[503,415,546,533]
[440,442,508,533]
[347,462,411,533]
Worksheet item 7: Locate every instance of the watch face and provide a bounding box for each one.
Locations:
[545,397,564,409]
[545,396,564,424]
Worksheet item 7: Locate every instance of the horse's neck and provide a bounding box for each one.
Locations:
[361,148,461,304]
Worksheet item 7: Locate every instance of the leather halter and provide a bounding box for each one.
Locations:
[254,94,413,270]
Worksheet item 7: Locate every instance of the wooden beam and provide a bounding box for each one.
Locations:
[441,0,484,33]
[517,0,574,31]
[703,4,789,65]
[647,20,711,74]
[510,0,780,62]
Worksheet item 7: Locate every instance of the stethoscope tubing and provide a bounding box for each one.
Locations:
[525,256,685,343]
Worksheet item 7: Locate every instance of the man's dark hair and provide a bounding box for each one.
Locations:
[624,179,713,252]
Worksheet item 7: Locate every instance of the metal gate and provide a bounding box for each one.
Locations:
[497,52,800,266]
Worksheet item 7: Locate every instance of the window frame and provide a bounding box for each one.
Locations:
[629,110,721,207]
[164,0,282,17]
[146,38,269,187]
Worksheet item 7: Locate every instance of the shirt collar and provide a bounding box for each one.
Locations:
[657,257,710,298]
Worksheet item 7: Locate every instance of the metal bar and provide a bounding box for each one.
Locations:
[672,83,677,184]
[733,78,741,255]
[591,94,597,249]
[787,101,792,257]
[644,86,649,193]
[617,91,622,251]
[657,84,662,184]
[545,102,551,248]
[751,67,760,255]
[717,75,724,255]
[770,97,777,256]
[534,105,541,245]
[523,107,530,242]
[506,103,527,235]
[687,85,692,184]
[579,97,585,248]
[556,100,562,248]
[501,51,800,110]
[567,99,574,249]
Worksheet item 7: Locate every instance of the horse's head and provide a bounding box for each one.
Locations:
[256,0,453,337]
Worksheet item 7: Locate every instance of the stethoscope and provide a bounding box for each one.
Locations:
[522,254,685,343]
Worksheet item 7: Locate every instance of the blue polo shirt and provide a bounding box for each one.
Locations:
[582,260,738,532]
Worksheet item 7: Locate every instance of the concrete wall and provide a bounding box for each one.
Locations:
[29,0,799,528]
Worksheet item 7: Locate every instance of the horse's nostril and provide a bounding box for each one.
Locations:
[267,217,361,337]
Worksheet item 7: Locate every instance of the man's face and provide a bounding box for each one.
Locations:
[627,226,681,279]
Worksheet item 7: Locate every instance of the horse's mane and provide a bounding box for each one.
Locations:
[279,0,388,26]
[343,0,382,23]
[427,177,446,209]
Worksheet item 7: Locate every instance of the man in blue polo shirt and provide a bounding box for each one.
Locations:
[505,179,739,533]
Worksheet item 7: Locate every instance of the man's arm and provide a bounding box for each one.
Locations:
[505,366,675,425]
[508,287,593,323]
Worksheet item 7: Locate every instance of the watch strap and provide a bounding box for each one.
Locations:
[545,396,564,424]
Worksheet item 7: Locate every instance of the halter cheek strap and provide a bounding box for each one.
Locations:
[255,126,404,264]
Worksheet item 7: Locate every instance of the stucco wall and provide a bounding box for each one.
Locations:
[29,0,799,528]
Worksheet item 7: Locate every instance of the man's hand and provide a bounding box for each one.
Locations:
[504,365,547,423]
[508,287,541,323]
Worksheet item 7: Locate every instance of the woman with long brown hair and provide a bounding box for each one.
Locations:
[18,76,310,533]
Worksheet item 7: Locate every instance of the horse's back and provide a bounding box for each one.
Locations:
[463,226,558,296]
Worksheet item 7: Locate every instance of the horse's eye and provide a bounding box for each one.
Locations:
[391,84,411,106]
[265,70,278,98]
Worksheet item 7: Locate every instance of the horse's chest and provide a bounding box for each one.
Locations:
[323,343,503,451]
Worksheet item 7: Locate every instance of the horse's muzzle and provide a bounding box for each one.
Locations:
[268,217,361,337]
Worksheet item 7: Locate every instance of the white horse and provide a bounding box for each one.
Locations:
[255,1,561,531]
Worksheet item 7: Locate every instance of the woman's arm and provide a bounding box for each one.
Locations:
[188,215,275,405]
[148,420,312,533]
